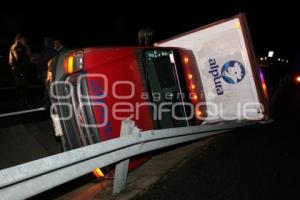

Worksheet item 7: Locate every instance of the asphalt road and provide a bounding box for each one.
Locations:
[0,111,62,170]
[136,85,300,200]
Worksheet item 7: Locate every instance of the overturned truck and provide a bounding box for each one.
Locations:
[49,13,269,169]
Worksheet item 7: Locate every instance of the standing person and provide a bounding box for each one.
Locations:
[35,37,56,108]
[45,39,68,109]
[37,37,56,81]
[8,34,31,108]
[138,27,155,46]
[46,39,67,85]
[53,39,66,54]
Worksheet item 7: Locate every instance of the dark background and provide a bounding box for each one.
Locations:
[0,0,299,91]
[0,1,298,59]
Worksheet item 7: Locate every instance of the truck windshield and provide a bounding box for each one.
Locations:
[142,49,191,129]
[144,50,177,89]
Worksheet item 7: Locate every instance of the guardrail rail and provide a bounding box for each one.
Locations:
[0,119,260,200]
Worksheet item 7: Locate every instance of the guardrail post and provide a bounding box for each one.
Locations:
[113,120,137,194]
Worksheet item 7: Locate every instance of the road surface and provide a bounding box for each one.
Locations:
[136,85,300,200]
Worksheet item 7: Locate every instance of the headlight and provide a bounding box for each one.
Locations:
[65,50,83,74]
[295,75,300,84]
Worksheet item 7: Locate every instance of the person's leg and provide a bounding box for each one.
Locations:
[12,70,22,107]
[15,73,29,108]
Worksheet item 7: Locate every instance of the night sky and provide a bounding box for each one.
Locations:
[0,1,299,61]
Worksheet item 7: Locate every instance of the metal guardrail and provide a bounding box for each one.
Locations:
[0,120,257,200]
[0,107,46,117]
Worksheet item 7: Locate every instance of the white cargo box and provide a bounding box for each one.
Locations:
[156,14,269,122]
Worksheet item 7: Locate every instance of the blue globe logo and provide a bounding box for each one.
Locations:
[221,60,246,84]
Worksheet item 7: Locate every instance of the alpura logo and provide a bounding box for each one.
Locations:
[209,59,246,96]
[221,60,246,84]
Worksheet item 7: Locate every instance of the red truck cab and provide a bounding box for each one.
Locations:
[50,47,206,157]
